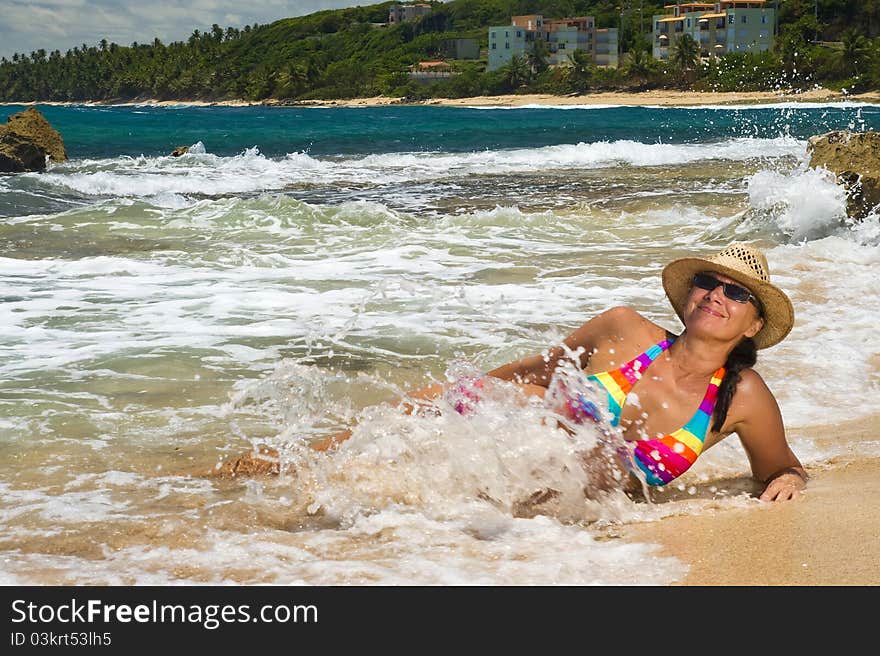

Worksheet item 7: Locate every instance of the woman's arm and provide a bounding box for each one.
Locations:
[323,306,645,450]
[487,306,641,386]
[725,369,807,501]
[485,345,570,386]
[210,308,645,471]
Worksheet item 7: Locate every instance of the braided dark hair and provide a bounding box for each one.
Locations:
[711,337,758,433]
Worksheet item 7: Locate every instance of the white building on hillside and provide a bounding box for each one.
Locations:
[488,14,619,71]
[653,1,775,61]
[388,3,432,25]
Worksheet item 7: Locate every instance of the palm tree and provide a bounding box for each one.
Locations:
[503,55,531,90]
[526,36,549,76]
[841,29,869,76]
[623,48,656,87]
[670,33,700,85]
[274,62,310,98]
[567,48,594,92]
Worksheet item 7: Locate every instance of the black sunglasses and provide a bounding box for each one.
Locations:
[692,272,760,309]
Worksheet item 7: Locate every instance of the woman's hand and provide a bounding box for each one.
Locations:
[725,370,807,503]
[759,468,807,502]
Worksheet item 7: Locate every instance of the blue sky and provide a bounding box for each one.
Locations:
[0,1,372,61]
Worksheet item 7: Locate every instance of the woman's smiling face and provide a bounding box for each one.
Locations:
[682,271,764,342]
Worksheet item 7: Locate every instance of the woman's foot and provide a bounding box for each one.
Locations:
[206,446,284,478]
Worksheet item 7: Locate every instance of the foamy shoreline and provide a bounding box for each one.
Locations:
[4,87,879,109]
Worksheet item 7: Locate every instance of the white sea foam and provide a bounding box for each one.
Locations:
[480,101,880,111]
[2,190,874,441]
[745,165,849,240]
[31,137,805,199]
[0,516,687,585]
[468,100,880,112]
[658,101,880,111]
[761,237,880,428]
[0,482,128,524]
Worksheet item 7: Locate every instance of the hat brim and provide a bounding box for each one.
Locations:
[662,257,795,349]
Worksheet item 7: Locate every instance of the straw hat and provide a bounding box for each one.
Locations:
[661,242,795,349]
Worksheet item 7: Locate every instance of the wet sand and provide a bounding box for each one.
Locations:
[622,415,880,586]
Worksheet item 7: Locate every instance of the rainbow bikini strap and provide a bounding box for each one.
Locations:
[632,365,726,486]
[587,338,674,427]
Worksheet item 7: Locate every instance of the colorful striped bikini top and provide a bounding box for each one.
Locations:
[586,337,725,486]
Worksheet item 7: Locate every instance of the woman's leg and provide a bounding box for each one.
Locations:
[205,445,283,478]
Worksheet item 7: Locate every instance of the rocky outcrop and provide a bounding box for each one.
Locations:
[0,107,68,173]
[0,132,47,172]
[807,130,880,220]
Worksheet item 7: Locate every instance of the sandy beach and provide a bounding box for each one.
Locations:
[622,415,880,586]
[271,87,880,108]
[6,86,880,109]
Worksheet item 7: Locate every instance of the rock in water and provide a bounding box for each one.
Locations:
[0,133,47,172]
[0,107,68,173]
[807,130,880,220]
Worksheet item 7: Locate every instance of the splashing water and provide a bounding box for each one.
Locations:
[237,356,637,531]
[744,165,849,241]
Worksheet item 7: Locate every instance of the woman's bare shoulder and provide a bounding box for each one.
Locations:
[726,367,781,425]
[596,306,669,341]
[734,367,773,396]
[569,306,669,359]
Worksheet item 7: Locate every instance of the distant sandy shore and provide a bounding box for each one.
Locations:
[289,87,878,108]
[5,87,880,109]
[622,414,880,586]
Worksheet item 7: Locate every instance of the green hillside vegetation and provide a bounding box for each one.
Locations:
[2,0,880,102]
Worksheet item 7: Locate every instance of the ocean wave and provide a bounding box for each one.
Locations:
[740,165,849,241]
[16,136,806,199]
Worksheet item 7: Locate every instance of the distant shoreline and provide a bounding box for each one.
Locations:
[3,87,879,109]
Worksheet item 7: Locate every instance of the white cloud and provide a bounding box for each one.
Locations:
[0,0,373,60]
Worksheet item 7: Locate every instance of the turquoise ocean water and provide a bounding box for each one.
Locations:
[1,101,878,584]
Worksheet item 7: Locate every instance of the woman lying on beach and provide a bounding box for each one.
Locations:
[212,242,807,503]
